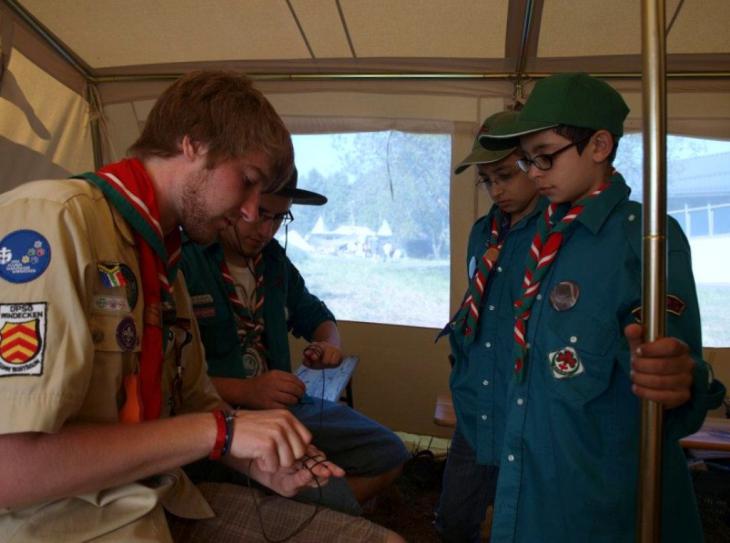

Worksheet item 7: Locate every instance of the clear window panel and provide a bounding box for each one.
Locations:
[614,134,730,346]
[278,132,452,328]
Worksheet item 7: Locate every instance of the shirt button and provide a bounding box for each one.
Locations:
[488,305,495,311]
[570,336,578,344]
[628,214,636,222]
[517,398,524,406]
[526,342,531,349]
[481,414,488,421]
[485,342,492,348]
[536,294,542,301]
[507,454,515,462]
[497,266,503,273]
[483,379,489,386]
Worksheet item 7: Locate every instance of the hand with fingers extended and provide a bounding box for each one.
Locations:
[624,323,694,409]
[248,444,346,497]
[302,342,343,369]
[241,370,306,409]
[224,409,312,475]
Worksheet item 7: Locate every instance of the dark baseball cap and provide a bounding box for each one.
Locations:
[274,168,327,206]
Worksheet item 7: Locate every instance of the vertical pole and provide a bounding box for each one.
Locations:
[638,0,667,541]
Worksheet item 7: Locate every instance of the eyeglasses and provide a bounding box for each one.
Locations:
[256,208,294,227]
[475,165,522,190]
[516,135,593,173]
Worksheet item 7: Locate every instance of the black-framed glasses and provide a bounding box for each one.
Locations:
[257,208,294,227]
[517,135,593,173]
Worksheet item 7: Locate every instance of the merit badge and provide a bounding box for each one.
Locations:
[0,303,47,376]
[549,346,584,379]
[549,281,580,312]
[0,230,51,283]
[115,317,137,352]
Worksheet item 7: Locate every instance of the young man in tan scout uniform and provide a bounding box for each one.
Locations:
[0,71,402,543]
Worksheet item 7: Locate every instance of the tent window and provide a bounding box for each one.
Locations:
[615,134,730,347]
[278,131,452,328]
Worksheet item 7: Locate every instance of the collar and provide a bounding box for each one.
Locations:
[576,173,630,235]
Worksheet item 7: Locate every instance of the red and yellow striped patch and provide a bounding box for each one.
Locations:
[0,319,40,364]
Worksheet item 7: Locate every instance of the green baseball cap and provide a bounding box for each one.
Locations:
[454,111,519,174]
[478,73,629,143]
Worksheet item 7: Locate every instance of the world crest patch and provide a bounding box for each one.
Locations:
[0,303,48,376]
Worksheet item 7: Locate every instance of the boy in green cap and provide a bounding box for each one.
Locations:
[436,110,542,542]
[479,72,725,542]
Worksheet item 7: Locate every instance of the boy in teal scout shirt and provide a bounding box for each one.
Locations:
[181,170,409,515]
[436,111,544,542]
[479,72,726,542]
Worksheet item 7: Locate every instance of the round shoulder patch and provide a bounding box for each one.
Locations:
[0,230,52,283]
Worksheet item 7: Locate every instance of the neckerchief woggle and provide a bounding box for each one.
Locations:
[512,180,610,382]
[220,253,268,363]
[75,158,181,421]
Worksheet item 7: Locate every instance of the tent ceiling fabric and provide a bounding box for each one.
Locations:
[10,0,729,78]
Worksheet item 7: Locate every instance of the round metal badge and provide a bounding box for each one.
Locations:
[116,317,137,352]
[549,281,580,312]
[242,347,265,377]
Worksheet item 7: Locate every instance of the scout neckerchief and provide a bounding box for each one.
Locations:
[453,209,509,345]
[220,252,268,363]
[512,181,610,382]
[75,158,181,421]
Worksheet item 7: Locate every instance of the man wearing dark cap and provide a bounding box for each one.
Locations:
[436,110,541,542]
[181,169,409,516]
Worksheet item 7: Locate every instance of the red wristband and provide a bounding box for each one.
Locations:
[209,409,227,460]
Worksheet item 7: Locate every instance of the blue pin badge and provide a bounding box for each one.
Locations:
[0,230,52,283]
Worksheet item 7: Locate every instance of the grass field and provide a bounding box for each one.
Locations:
[295,254,450,328]
[295,254,730,346]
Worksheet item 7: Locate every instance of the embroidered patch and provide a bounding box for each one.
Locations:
[193,306,216,319]
[97,262,138,310]
[631,294,687,322]
[92,295,131,314]
[191,294,216,319]
[115,317,137,351]
[548,346,584,379]
[468,256,476,278]
[0,231,51,283]
[0,303,47,376]
[190,294,214,305]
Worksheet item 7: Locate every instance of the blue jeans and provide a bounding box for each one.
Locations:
[436,427,498,542]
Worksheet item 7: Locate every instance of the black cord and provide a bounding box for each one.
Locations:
[247,454,326,543]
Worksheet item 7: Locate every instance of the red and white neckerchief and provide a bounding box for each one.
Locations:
[512,181,610,381]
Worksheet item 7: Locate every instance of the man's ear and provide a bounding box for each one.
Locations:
[591,130,614,163]
[180,135,208,162]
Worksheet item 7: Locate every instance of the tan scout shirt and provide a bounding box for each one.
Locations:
[0,179,222,542]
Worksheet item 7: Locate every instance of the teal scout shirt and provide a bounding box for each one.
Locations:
[490,174,725,543]
[448,201,545,466]
[180,238,335,378]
